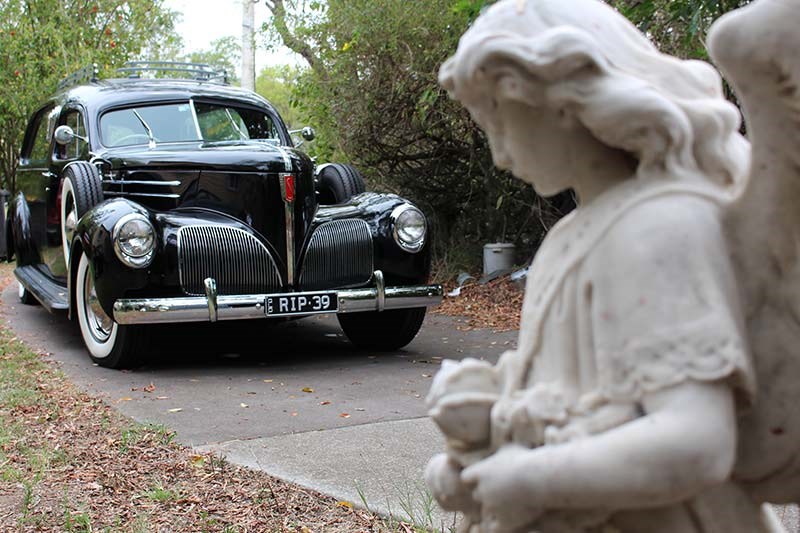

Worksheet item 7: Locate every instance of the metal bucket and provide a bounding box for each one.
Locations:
[483,243,516,275]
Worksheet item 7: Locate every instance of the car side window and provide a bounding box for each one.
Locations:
[25,107,58,167]
[55,110,87,160]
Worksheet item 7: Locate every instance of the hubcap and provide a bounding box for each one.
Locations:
[18,282,25,299]
[83,267,113,343]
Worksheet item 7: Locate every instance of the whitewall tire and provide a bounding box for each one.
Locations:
[74,251,146,368]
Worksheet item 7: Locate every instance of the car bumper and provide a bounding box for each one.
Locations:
[112,282,444,325]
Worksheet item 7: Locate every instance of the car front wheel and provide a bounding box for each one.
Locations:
[337,307,426,351]
[75,251,146,369]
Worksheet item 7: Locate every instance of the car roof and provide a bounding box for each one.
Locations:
[52,78,280,116]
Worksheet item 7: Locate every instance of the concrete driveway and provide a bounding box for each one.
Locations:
[1,284,516,523]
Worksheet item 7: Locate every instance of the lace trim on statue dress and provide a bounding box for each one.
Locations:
[597,314,756,403]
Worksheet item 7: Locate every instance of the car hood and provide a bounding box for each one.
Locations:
[96,140,298,173]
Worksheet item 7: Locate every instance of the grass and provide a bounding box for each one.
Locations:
[140,482,181,503]
[356,482,458,533]
[119,423,175,453]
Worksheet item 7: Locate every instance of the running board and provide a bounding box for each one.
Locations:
[14,265,69,312]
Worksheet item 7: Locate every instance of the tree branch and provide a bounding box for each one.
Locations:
[264,0,327,79]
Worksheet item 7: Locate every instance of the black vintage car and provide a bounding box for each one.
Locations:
[6,63,442,368]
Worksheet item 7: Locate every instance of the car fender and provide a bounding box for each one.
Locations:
[72,198,152,318]
[309,192,432,286]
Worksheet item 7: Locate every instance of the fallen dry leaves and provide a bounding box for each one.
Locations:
[0,346,390,532]
[434,274,523,332]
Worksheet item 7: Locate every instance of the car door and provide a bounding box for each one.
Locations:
[14,104,60,269]
[46,106,90,280]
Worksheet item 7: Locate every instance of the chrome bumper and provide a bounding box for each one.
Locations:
[112,281,443,326]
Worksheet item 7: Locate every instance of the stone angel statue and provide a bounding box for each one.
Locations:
[424,0,800,531]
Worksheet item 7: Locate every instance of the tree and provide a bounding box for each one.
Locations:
[0,0,181,192]
[609,0,751,60]
[255,65,305,129]
[186,36,242,86]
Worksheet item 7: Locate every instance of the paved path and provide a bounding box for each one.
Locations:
[1,284,515,523]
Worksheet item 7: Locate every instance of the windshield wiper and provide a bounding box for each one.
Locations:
[224,109,248,140]
[132,109,157,149]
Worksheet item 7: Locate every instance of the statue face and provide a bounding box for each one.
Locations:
[483,98,579,197]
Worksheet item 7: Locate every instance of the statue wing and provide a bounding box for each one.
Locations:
[708,0,800,503]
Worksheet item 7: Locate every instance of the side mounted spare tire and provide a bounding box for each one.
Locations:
[316,163,366,204]
[61,161,103,267]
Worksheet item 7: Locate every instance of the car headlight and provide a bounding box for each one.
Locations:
[112,213,156,268]
[391,204,427,253]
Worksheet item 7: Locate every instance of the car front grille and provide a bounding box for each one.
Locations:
[299,219,373,291]
[177,226,282,296]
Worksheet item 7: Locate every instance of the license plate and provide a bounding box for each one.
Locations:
[266,292,338,317]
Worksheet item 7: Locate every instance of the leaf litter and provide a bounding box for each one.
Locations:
[434,273,523,332]
[0,324,394,532]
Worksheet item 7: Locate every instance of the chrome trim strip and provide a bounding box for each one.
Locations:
[112,284,444,325]
[204,277,218,322]
[285,202,294,285]
[104,191,181,199]
[275,145,292,171]
[280,173,295,287]
[103,180,181,187]
[190,99,203,140]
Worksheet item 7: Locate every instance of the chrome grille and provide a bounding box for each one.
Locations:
[178,226,282,296]
[300,219,373,291]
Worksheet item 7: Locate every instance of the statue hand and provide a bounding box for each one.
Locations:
[425,453,481,519]
[462,445,544,532]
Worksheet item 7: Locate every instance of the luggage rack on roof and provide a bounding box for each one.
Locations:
[57,64,100,91]
[56,61,229,91]
[116,61,229,84]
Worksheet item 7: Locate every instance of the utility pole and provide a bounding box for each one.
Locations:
[242,0,256,91]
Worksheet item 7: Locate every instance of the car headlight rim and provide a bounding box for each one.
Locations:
[391,204,427,253]
[112,213,156,268]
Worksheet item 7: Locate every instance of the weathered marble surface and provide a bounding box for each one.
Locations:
[425,0,800,531]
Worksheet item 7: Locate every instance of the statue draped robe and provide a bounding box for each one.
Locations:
[488,179,783,532]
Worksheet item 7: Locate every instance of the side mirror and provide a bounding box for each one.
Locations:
[301,126,316,142]
[54,125,75,146]
[54,125,88,146]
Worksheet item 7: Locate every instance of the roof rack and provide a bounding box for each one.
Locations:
[57,64,100,92]
[116,61,229,84]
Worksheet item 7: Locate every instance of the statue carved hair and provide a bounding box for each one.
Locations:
[439,0,749,189]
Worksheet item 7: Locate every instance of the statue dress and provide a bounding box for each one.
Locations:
[485,179,769,532]
[425,0,800,531]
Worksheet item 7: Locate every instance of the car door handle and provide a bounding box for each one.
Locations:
[41,171,56,178]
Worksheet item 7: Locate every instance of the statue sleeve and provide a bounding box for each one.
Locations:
[586,194,756,405]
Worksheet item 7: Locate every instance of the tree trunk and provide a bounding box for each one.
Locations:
[242,0,256,91]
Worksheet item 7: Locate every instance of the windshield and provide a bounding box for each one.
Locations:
[100,101,282,147]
